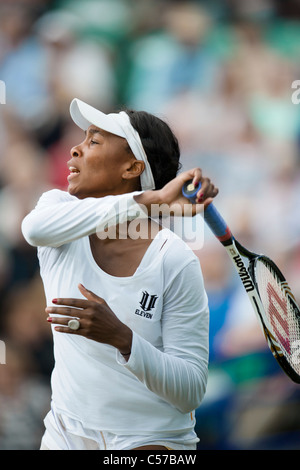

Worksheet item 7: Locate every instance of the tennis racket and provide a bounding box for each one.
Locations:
[182,180,300,383]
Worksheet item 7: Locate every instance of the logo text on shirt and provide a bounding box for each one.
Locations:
[135,291,158,319]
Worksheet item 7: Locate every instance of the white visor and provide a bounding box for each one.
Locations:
[70,98,155,191]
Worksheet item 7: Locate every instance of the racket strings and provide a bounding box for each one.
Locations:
[254,259,300,375]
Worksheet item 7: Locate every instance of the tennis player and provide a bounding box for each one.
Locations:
[22,99,218,451]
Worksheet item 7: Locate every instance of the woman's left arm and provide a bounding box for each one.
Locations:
[120,258,209,413]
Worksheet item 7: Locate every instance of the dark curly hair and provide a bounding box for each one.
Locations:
[124,110,182,190]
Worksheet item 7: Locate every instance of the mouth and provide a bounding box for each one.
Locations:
[67,166,80,181]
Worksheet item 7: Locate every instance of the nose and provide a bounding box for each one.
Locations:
[70,144,82,158]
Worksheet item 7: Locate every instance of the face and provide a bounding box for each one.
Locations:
[67,125,141,199]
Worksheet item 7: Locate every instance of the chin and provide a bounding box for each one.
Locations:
[67,183,75,194]
[68,184,80,198]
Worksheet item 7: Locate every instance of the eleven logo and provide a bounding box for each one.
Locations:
[135,291,158,319]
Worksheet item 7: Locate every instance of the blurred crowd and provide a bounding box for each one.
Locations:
[0,0,300,450]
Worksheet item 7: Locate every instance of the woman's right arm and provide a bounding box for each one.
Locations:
[22,168,218,248]
[21,189,148,248]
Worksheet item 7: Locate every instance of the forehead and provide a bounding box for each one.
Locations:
[86,125,108,137]
[85,125,128,143]
[85,125,132,154]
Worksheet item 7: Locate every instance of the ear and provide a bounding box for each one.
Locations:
[122,160,145,181]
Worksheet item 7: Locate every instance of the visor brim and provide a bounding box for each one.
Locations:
[70,98,126,138]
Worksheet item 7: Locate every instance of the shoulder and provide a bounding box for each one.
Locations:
[158,229,207,306]
[36,189,76,206]
[159,228,200,275]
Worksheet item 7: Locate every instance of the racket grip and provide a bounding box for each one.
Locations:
[182,180,233,243]
[204,204,233,243]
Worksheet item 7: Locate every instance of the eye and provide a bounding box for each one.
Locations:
[90,140,99,145]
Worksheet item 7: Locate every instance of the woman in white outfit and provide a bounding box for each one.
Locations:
[22,99,218,451]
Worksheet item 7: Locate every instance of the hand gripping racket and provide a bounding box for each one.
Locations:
[182,180,300,383]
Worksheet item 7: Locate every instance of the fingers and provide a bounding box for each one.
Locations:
[191,168,202,187]
[203,197,214,209]
[196,177,219,204]
[45,286,106,333]
[181,168,219,204]
[47,317,83,334]
[48,285,105,311]
[180,168,202,186]
[46,305,84,317]
[45,293,96,320]
[78,283,104,303]
[50,297,91,309]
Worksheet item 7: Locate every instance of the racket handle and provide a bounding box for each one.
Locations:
[182,180,233,244]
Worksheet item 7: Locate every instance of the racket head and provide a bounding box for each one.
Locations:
[249,255,300,383]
